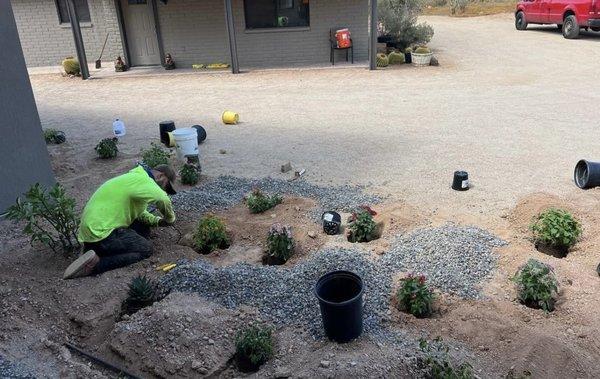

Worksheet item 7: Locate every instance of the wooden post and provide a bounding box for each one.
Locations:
[224,0,240,74]
[66,0,89,79]
[369,0,378,71]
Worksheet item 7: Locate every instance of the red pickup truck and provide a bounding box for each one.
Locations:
[515,0,600,38]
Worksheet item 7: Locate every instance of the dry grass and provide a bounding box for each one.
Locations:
[423,1,516,17]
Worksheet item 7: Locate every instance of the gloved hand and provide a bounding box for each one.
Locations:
[158,218,173,227]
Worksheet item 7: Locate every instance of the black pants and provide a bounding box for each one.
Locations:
[84,220,153,275]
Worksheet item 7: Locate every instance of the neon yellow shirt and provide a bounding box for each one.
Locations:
[77,166,176,243]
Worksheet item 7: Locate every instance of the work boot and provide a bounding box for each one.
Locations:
[63,250,99,280]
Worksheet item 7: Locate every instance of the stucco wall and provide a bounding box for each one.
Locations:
[11,0,124,67]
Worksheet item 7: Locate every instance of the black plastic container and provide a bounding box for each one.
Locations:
[452,171,469,191]
[322,211,341,235]
[159,121,176,145]
[192,124,207,144]
[315,271,364,343]
[574,159,600,189]
[404,51,412,64]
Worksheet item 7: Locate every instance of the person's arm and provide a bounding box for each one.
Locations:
[131,179,176,224]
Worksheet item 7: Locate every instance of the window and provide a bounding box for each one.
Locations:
[244,0,310,30]
[55,0,91,24]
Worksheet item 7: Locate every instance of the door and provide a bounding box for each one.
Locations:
[121,0,160,66]
[523,0,544,23]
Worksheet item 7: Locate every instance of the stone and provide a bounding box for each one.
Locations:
[281,162,292,173]
[208,338,215,345]
[308,231,317,239]
[430,56,439,66]
[274,366,292,378]
[219,149,227,154]
[320,360,331,368]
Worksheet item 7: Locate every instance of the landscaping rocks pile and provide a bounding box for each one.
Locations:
[0,356,35,379]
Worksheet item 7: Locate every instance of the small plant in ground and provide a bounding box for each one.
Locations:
[43,129,66,144]
[235,326,274,372]
[512,259,558,312]
[246,188,282,214]
[419,337,474,379]
[449,0,468,15]
[347,206,378,243]
[388,51,405,64]
[62,57,80,76]
[94,137,118,159]
[376,53,390,67]
[413,46,432,54]
[396,274,435,318]
[141,142,171,168]
[5,183,80,254]
[180,163,199,185]
[265,223,294,265]
[530,208,581,253]
[193,214,230,254]
[122,275,158,315]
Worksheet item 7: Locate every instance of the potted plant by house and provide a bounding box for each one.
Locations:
[411,46,433,66]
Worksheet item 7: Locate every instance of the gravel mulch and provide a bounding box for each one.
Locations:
[0,356,35,379]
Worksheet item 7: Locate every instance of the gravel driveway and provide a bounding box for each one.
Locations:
[30,14,600,216]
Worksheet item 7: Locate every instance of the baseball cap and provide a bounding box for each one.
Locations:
[153,164,177,195]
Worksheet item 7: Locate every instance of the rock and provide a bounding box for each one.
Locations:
[274,366,292,378]
[281,162,292,173]
[320,360,331,368]
[350,361,357,367]
[430,56,439,66]
[219,149,227,154]
[308,231,317,239]
[208,339,215,345]
[191,360,202,370]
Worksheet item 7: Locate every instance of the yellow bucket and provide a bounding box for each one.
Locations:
[166,131,176,147]
[222,111,239,125]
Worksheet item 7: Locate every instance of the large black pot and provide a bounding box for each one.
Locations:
[315,271,364,343]
[574,159,600,189]
[192,124,207,144]
[159,120,176,145]
[452,171,469,191]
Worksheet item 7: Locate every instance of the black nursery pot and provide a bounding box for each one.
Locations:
[159,120,176,145]
[315,271,364,343]
[322,211,341,235]
[574,159,600,189]
[452,171,469,191]
[404,51,412,64]
[192,124,207,144]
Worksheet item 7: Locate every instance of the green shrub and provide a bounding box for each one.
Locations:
[396,274,435,318]
[246,188,282,214]
[95,137,118,159]
[122,275,158,315]
[419,337,474,379]
[376,53,390,68]
[450,0,468,15]
[379,0,434,50]
[530,208,581,250]
[414,46,432,54]
[388,51,405,64]
[180,163,199,185]
[512,259,558,312]
[348,207,377,243]
[5,183,80,254]
[404,47,414,53]
[235,326,274,372]
[193,214,230,254]
[265,224,294,264]
[141,142,171,168]
[43,129,66,144]
[62,57,80,76]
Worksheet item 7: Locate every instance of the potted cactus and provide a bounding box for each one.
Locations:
[411,46,433,66]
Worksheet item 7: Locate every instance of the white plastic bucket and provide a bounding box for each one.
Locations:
[172,128,198,161]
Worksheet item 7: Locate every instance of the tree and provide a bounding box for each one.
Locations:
[378,0,434,49]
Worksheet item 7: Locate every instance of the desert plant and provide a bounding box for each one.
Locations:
[530,208,581,250]
[94,137,118,159]
[62,57,80,76]
[414,46,432,54]
[141,142,170,168]
[180,163,199,185]
[450,0,468,15]
[379,0,434,50]
[512,259,559,312]
[419,337,474,379]
[397,274,435,318]
[404,46,414,53]
[235,326,274,372]
[388,51,406,64]
[348,206,377,243]
[246,188,282,214]
[265,223,294,264]
[43,129,66,144]
[5,183,80,254]
[193,214,230,254]
[376,53,390,67]
[122,275,158,315]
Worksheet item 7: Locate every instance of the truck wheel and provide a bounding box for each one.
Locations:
[515,11,527,30]
[563,15,580,39]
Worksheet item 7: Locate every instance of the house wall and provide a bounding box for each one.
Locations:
[0,0,55,211]
[11,0,124,67]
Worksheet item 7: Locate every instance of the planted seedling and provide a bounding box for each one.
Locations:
[95,137,118,159]
[512,259,559,312]
[141,142,171,168]
[530,208,581,258]
[193,214,230,254]
[5,183,80,254]
[396,274,435,318]
[43,129,66,144]
[235,326,274,373]
[122,275,159,315]
[246,188,282,214]
[419,337,474,379]
[180,163,199,185]
[264,223,294,265]
[347,206,378,243]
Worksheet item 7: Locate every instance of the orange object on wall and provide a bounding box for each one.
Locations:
[335,29,351,48]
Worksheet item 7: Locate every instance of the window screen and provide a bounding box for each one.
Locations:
[56,0,91,24]
[244,0,309,29]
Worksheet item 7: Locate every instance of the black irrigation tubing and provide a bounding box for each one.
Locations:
[64,343,142,379]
